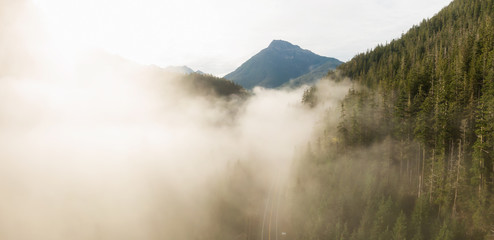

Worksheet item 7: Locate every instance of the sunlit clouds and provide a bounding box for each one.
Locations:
[31,0,452,76]
[0,2,354,238]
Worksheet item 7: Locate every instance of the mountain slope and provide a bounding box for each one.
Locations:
[178,72,248,98]
[283,60,342,88]
[224,40,342,89]
[297,0,494,239]
[78,52,247,99]
[164,65,195,74]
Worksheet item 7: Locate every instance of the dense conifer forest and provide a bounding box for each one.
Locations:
[296,0,494,239]
[180,72,248,98]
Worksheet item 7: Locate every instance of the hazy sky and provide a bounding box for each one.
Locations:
[32,0,452,76]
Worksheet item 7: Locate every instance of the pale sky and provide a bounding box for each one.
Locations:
[32,0,452,76]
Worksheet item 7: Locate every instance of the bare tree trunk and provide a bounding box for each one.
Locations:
[400,139,404,177]
[418,144,422,198]
[452,139,462,218]
[480,127,484,198]
[430,149,435,203]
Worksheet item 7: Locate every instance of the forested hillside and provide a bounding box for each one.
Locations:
[296,0,494,239]
[179,72,248,99]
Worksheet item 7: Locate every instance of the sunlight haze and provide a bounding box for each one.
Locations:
[32,0,452,76]
[2,0,494,238]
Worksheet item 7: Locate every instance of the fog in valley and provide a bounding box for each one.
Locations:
[0,1,354,239]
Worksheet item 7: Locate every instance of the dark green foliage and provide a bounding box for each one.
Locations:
[288,139,418,240]
[392,211,407,240]
[180,72,249,99]
[224,40,342,89]
[302,86,318,108]
[337,88,391,147]
[297,0,494,239]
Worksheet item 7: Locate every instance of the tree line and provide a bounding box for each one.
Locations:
[297,0,494,239]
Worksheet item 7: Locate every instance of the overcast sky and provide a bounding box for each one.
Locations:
[32,0,452,76]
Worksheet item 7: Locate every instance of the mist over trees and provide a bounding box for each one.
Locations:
[2,0,494,239]
[297,0,494,239]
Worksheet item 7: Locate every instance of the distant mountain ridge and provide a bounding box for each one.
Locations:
[283,60,341,88]
[164,65,206,75]
[224,40,342,89]
[75,52,246,99]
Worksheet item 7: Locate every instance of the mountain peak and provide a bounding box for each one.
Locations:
[224,40,342,89]
[268,40,300,50]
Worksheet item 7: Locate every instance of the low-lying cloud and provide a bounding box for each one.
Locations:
[0,1,353,239]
